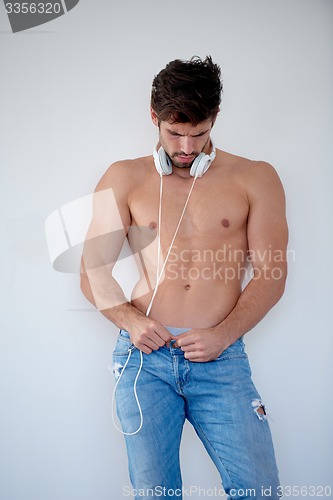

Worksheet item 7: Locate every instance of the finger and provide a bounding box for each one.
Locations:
[132,334,159,352]
[178,344,199,352]
[147,331,167,348]
[174,334,197,348]
[173,329,197,345]
[140,345,153,355]
[175,329,195,339]
[143,335,163,351]
[184,351,204,362]
[154,324,175,343]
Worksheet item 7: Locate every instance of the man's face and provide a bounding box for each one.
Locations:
[152,112,214,170]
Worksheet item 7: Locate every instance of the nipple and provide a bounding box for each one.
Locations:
[221,219,230,228]
[149,221,157,230]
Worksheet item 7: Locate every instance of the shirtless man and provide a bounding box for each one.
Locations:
[80,56,288,499]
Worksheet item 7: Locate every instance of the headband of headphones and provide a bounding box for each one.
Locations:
[153,139,216,178]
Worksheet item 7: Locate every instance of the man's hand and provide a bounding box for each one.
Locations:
[129,318,176,354]
[174,327,230,362]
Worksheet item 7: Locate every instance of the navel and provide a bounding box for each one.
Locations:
[221,219,230,228]
[185,284,191,290]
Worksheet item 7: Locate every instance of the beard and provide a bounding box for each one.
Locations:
[169,152,201,169]
[159,136,210,170]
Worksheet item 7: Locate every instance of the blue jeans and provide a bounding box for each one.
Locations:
[112,326,280,499]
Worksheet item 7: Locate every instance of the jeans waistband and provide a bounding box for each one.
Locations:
[118,327,244,355]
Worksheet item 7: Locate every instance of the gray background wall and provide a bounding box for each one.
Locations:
[1,0,332,499]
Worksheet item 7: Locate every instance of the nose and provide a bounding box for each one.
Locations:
[179,136,195,155]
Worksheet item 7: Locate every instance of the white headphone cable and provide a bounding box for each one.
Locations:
[145,174,197,316]
[111,173,198,435]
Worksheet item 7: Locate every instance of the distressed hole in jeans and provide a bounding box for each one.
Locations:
[113,362,124,380]
[252,399,268,421]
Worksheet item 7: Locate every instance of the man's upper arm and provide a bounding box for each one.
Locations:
[246,162,288,278]
[81,162,132,273]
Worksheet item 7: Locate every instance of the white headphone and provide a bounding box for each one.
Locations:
[153,139,216,178]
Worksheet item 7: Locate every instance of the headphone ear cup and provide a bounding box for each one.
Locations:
[159,148,173,175]
[153,146,173,175]
[190,153,213,177]
[189,154,204,178]
[154,141,216,177]
[190,142,216,177]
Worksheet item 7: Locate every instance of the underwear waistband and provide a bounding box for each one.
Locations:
[119,325,191,337]
[164,325,191,336]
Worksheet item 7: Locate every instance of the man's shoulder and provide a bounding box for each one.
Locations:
[95,155,152,191]
[103,155,151,178]
[217,149,280,185]
[218,149,273,173]
[215,149,284,203]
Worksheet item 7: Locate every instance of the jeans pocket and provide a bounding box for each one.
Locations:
[113,330,136,357]
[216,352,248,362]
[215,338,247,361]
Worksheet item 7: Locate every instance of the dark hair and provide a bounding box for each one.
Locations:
[151,55,222,125]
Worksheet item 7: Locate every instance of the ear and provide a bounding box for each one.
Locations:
[150,107,159,127]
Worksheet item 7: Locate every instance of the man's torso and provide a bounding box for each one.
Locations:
[121,149,255,328]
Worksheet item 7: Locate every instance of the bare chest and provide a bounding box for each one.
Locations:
[128,173,249,248]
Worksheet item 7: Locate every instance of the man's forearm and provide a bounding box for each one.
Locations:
[80,272,146,332]
[215,272,287,347]
[103,301,147,331]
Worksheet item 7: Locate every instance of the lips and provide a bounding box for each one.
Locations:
[177,156,194,163]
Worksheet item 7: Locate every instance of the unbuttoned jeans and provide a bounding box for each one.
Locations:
[112,326,280,499]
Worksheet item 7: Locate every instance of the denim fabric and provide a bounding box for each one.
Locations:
[112,326,280,499]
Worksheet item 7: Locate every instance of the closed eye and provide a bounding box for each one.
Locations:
[193,131,208,137]
[167,129,210,137]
